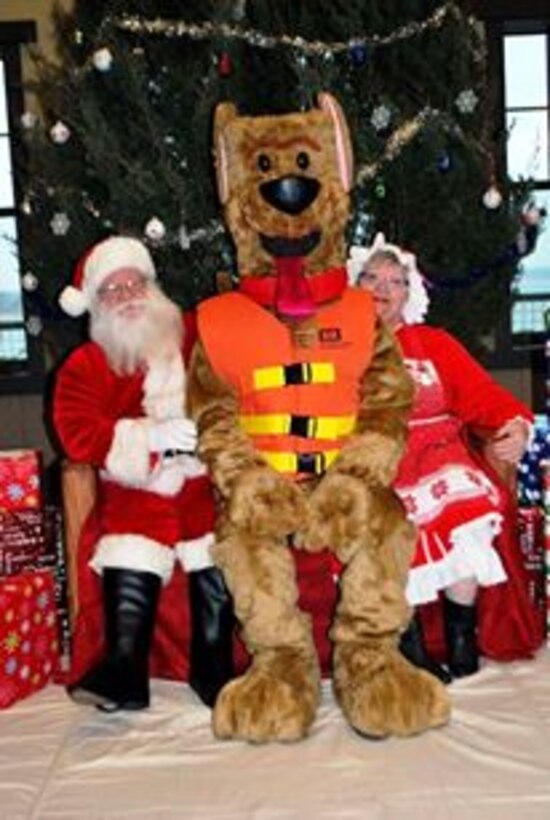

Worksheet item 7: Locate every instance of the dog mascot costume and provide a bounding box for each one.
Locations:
[187,92,451,742]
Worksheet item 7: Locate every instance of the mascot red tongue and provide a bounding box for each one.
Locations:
[187,92,451,744]
[274,256,316,319]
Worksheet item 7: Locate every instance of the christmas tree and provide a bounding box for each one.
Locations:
[18,0,532,365]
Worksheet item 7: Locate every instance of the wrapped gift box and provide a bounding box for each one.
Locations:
[0,506,72,675]
[0,450,42,512]
[0,570,58,708]
[517,505,547,640]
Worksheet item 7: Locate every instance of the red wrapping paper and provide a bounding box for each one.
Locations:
[0,570,59,708]
[0,450,42,512]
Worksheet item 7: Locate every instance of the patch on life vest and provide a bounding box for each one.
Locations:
[318,327,342,344]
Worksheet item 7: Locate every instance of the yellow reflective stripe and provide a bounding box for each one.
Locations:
[252,362,336,390]
[309,363,335,383]
[240,414,291,435]
[312,416,355,438]
[262,450,339,474]
[253,366,285,391]
[240,414,355,439]
[262,452,297,473]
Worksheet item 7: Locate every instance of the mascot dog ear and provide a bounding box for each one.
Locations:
[316,92,354,193]
[213,102,238,205]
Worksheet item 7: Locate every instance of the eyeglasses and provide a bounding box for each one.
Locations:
[97,277,147,302]
[359,272,409,290]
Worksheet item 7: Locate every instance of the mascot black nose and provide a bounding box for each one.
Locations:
[259,175,320,216]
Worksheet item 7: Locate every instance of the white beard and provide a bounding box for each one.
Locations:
[90,283,183,376]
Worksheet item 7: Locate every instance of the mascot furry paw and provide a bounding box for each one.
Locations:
[188,93,450,742]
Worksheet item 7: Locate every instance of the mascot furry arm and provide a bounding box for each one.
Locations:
[188,92,450,743]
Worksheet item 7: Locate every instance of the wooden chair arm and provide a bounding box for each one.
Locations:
[61,460,97,625]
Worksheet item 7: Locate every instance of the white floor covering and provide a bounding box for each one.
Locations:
[1,649,550,820]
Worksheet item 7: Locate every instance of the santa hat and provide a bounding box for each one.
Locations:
[59,236,156,318]
[347,232,430,324]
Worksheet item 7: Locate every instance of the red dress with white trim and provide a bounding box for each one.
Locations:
[394,325,532,606]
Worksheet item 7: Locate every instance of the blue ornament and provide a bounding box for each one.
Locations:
[437,152,451,173]
[349,43,368,66]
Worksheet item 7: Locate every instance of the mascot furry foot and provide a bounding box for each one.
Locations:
[333,644,450,738]
[213,648,320,743]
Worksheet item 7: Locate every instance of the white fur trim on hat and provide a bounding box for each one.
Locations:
[59,285,90,317]
[347,232,430,324]
[85,236,155,294]
[59,236,156,317]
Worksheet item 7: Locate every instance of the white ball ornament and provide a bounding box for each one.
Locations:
[20,111,37,130]
[92,47,114,72]
[22,272,39,292]
[482,186,503,210]
[20,198,32,216]
[144,217,166,242]
[50,121,71,144]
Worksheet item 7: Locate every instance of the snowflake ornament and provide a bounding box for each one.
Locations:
[455,89,479,115]
[50,121,71,144]
[26,316,43,337]
[50,212,71,236]
[371,105,391,132]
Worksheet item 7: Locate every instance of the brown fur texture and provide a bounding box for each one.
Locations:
[188,94,450,742]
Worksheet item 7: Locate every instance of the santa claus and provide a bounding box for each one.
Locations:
[53,235,234,711]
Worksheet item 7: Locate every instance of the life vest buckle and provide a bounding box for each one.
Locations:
[289,415,310,437]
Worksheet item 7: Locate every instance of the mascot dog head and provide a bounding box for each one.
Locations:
[214,93,353,323]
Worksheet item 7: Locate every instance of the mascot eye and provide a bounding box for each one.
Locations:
[296,151,310,170]
[257,153,271,172]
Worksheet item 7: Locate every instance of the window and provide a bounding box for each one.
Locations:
[0,22,38,393]
[502,28,550,341]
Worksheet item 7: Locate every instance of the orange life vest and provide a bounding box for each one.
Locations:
[197,288,376,480]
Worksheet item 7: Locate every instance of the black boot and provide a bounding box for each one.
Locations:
[444,598,479,678]
[399,612,453,684]
[68,568,161,711]
[188,566,235,708]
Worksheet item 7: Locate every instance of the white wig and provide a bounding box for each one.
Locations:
[347,232,430,324]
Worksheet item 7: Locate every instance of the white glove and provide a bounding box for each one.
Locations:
[148,418,198,454]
